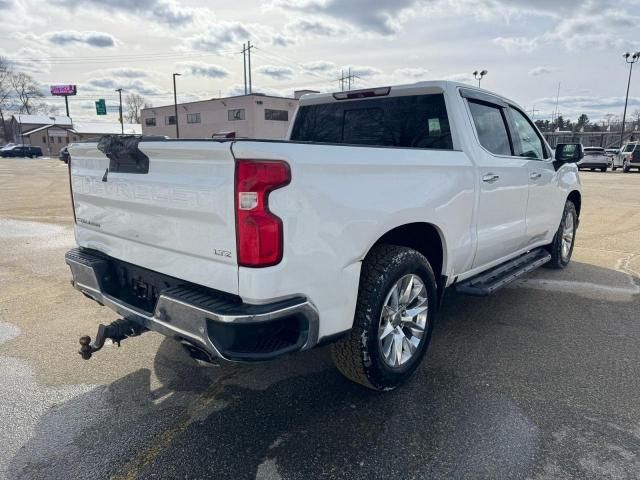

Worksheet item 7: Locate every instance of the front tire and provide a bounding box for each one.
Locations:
[331,245,437,391]
[600,167,606,172]
[546,200,577,269]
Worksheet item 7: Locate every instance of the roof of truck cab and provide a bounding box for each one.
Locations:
[296,80,523,110]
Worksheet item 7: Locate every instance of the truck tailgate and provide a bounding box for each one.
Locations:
[69,140,239,294]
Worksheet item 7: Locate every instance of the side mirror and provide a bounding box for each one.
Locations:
[555,143,584,163]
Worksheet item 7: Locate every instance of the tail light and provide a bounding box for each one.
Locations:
[235,159,290,267]
[67,155,77,223]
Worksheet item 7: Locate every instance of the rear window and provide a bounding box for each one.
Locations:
[290,94,453,150]
[624,144,636,152]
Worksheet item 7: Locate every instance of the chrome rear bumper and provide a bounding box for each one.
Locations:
[65,248,319,362]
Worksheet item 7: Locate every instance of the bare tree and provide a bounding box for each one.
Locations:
[125,93,151,124]
[11,72,45,115]
[0,57,13,141]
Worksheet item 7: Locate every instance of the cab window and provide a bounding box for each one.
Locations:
[509,107,547,159]
[467,100,512,156]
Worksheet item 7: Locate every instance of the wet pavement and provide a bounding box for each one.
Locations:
[0,158,639,479]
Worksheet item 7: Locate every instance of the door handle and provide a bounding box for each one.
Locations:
[530,172,542,180]
[482,173,500,183]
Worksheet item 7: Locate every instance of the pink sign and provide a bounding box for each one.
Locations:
[50,85,77,96]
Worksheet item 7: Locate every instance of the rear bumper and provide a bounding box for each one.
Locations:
[578,161,607,168]
[65,248,319,362]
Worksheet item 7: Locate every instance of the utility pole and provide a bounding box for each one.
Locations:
[620,52,639,148]
[247,40,253,94]
[529,105,538,120]
[337,69,359,91]
[242,43,247,95]
[64,96,70,118]
[172,73,181,139]
[115,88,123,135]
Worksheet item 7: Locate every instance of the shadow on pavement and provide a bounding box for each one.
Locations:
[8,262,640,480]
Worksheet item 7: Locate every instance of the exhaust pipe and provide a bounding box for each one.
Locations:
[79,318,147,359]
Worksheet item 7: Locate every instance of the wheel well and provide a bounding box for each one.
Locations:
[568,190,581,217]
[370,223,444,277]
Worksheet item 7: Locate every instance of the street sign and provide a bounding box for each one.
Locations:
[95,99,106,116]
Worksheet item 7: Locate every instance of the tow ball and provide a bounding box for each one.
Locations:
[79,318,147,359]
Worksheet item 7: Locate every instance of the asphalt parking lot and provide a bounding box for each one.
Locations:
[0,158,639,480]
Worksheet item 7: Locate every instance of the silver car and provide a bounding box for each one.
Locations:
[578,147,608,172]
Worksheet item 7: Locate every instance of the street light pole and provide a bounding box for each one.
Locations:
[620,52,639,148]
[115,88,123,135]
[172,73,181,139]
[473,70,488,88]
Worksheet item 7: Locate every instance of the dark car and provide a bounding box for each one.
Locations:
[0,145,43,158]
[59,146,70,163]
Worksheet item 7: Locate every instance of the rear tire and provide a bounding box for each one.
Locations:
[600,167,606,172]
[623,161,630,173]
[331,245,437,391]
[546,200,577,270]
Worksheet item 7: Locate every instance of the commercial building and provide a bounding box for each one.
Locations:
[8,115,141,156]
[140,93,306,139]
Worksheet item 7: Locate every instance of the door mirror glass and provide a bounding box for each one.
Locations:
[555,143,584,163]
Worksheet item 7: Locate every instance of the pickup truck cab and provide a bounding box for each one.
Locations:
[66,81,583,390]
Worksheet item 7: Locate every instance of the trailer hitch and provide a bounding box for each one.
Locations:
[79,318,147,360]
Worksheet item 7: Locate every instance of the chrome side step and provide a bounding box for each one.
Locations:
[455,248,551,297]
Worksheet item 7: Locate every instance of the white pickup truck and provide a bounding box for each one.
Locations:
[66,81,583,391]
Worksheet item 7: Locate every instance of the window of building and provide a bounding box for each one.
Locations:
[508,107,547,159]
[165,116,176,125]
[145,117,156,127]
[467,100,512,156]
[73,136,78,141]
[58,137,62,144]
[265,109,288,121]
[49,136,54,143]
[187,113,201,124]
[228,109,245,121]
[290,94,453,150]
[42,136,46,143]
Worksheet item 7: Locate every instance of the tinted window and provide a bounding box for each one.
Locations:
[624,144,636,152]
[468,101,512,156]
[509,107,546,159]
[290,94,453,150]
[265,109,288,121]
[145,118,156,127]
[228,109,245,121]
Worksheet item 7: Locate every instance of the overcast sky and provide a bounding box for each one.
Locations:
[2,0,640,122]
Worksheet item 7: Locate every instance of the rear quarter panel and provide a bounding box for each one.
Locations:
[232,141,476,338]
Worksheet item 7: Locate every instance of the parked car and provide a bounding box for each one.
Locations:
[0,145,43,158]
[612,142,639,171]
[577,146,608,172]
[59,146,70,164]
[605,148,618,167]
[66,81,582,391]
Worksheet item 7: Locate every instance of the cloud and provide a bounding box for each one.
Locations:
[273,0,420,35]
[85,78,165,96]
[50,0,193,27]
[443,72,475,84]
[349,66,381,78]
[288,19,342,36]
[188,22,250,52]
[0,0,13,9]
[178,62,230,78]
[106,68,149,78]
[257,65,294,80]
[528,66,559,77]
[396,67,430,80]
[47,30,117,48]
[493,36,538,53]
[302,61,338,73]
[272,34,295,47]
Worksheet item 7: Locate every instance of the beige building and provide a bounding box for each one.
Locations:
[140,93,301,139]
[9,115,141,156]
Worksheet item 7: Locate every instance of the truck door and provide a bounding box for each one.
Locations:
[465,96,529,269]
[507,106,561,245]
